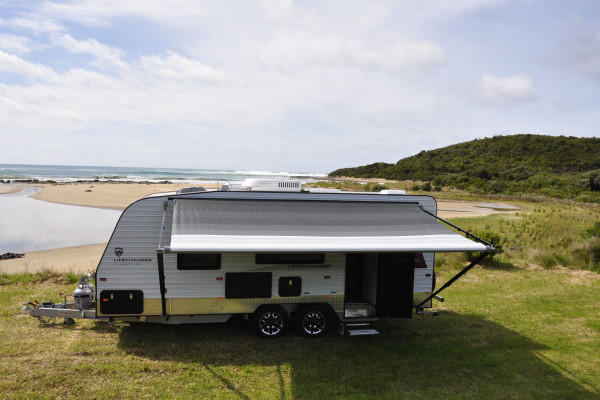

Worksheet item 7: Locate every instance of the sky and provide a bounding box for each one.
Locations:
[0,1,599,174]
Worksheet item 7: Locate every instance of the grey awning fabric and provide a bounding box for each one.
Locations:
[166,199,488,253]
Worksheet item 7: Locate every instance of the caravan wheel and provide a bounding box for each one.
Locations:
[252,306,288,338]
[296,305,331,338]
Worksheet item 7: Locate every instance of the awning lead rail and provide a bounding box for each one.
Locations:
[156,200,169,317]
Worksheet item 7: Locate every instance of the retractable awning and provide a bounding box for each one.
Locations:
[165,199,488,253]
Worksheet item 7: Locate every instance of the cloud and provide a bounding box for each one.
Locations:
[0,16,64,34]
[256,0,297,21]
[0,50,58,80]
[0,34,31,55]
[560,17,600,80]
[53,34,127,70]
[139,52,227,83]
[247,33,445,73]
[37,0,211,27]
[127,140,161,155]
[477,73,536,106]
[37,143,68,151]
[0,95,37,114]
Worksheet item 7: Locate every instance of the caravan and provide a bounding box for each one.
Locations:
[24,179,493,337]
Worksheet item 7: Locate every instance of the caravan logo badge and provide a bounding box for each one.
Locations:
[114,247,123,257]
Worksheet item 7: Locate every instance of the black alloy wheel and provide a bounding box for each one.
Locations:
[252,306,287,338]
[296,305,331,338]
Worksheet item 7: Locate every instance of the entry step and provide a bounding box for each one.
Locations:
[338,322,379,336]
[348,328,379,336]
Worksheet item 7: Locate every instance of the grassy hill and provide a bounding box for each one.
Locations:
[329,134,600,201]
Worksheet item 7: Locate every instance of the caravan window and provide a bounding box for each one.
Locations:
[255,253,325,264]
[177,253,221,270]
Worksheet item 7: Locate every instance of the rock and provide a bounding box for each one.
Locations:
[0,252,25,260]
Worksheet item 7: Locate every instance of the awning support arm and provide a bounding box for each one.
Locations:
[419,206,495,250]
[415,205,495,310]
[156,200,169,317]
[415,252,491,310]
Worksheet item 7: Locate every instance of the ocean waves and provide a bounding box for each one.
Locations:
[0,164,327,184]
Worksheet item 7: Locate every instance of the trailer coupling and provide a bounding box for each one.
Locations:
[22,299,98,326]
[22,272,104,327]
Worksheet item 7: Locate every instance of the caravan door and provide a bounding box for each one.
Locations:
[376,253,415,318]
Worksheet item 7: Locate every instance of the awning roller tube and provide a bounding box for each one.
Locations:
[165,234,488,253]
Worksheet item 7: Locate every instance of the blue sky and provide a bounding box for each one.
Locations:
[0,0,598,173]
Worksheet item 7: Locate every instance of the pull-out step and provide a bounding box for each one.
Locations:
[339,322,379,336]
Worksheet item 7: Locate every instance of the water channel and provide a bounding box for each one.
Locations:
[0,187,121,253]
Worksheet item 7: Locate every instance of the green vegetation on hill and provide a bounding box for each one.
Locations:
[330,134,600,201]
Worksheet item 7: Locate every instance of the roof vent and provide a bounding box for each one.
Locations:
[240,179,302,192]
[380,190,406,195]
[177,186,206,194]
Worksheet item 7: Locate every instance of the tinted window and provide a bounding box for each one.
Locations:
[177,253,221,270]
[255,253,325,264]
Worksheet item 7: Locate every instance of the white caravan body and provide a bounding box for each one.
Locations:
[95,186,488,333]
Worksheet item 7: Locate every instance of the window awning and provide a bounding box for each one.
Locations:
[165,199,488,253]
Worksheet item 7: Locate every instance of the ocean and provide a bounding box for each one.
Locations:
[0,164,326,184]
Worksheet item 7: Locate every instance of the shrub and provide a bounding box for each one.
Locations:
[533,249,557,269]
[589,171,600,191]
[364,183,389,192]
[591,243,600,263]
[472,230,504,255]
[583,221,600,238]
[572,239,600,272]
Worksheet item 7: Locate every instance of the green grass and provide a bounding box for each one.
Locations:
[0,269,79,285]
[1,265,599,399]
[441,199,600,272]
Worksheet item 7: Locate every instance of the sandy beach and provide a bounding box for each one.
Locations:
[0,183,519,274]
[0,184,23,195]
[28,182,217,210]
[0,243,105,275]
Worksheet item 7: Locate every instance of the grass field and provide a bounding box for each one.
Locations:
[1,263,598,400]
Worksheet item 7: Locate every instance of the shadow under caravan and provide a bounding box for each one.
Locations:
[344,253,415,319]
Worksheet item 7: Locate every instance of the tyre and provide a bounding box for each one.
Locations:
[252,306,287,338]
[296,305,331,338]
